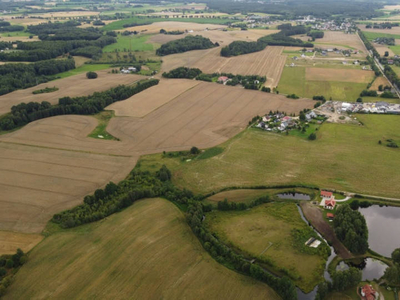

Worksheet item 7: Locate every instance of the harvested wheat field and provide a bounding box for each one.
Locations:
[2,16,47,26]
[374,44,395,57]
[359,24,400,35]
[4,198,279,300]
[0,231,43,255]
[370,76,391,90]
[107,80,315,153]
[107,79,200,117]
[72,56,90,67]
[0,35,39,42]
[120,21,226,34]
[306,68,374,83]
[0,71,145,115]
[162,46,286,87]
[316,31,368,53]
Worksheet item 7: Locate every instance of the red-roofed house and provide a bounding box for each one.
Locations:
[325,199,336,210]
[218,76,229,84]
[321,191,333,199]
[327,213,335,219]
[361,284,377,300]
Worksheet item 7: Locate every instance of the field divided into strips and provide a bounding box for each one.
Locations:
[162,46,286,87]
[107,80,315,153]
[0,79,315,253]
[4,199,279,300]
[0,71,145,115]
[278,66,374,101]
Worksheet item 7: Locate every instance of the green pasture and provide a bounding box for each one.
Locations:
[103,35,154,52]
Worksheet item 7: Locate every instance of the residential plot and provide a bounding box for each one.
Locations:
[0,71,145,115]
[4,199,279,300]
[162,46,287,87]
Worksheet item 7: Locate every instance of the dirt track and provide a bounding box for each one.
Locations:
[300,202,352,259]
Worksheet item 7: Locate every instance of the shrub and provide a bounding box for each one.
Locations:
[308,133,317,140]
[190,146,200,155]
[86,71,98,79]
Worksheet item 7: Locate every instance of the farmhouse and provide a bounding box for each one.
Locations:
[324,199,336,210]
[361,284,377,300]
[218,76,229,84]
[320,191,336,209]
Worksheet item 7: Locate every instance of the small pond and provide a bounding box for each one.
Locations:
[336,258,388,281]
[359,205,400,257]
[277,193,311,200]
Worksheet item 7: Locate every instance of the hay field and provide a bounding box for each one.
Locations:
[107,79,200,117]
[72,56,90,67]
[370,76,391,90]
[305,68,374,83]
[316,31,368,53]
[107,81,315,153]
[137,114,400,198]
[0,71,145,115]
[120,21,226,34]
[205,202,327,292]
[374,44,395,56]
[162,46,286,87]
[0,231,43,255]
[4,198,279,300]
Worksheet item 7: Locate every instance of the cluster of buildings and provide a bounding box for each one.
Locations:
[120,66,137,74]
[361,284,378,300]
[256,113,297,132]
[338,101,400,114]
[309,20,355,33]
[319,191,337,210]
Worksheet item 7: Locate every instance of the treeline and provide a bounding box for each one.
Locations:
[0,36,116,61]
[0,249,27,297]
[307,31,324,39]
[162,67,266,90]
[0,79,159,131]
[333,204,368,254]
[156,35,218,56]
[0,42,12,50]
[221,25,312,57]
[384,65,400,88]
[160,29,184,35]
[0,22,24,32]
[384,248,400,285]
[359,31,380,58]
[217,196,271,211]
[0,58,75,96]
[26,21,81,35]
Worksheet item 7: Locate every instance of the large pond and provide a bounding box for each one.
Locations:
[359,205,400,257]
[277,193,311,200]
[336,258,388,281]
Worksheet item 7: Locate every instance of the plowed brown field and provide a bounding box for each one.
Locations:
[162,46,286,87]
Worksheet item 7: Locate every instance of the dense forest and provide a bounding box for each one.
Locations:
[0,22,116,62]
[0,79,159,131]
[52,165,298,300]
[221,24,313,57]
[0,22,24,32]
[156,35,218,56]
[333,204,369,254]
[0,58,75,96]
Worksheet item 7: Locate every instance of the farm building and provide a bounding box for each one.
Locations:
[361,284,377,300]
[218,76,229,84]
[320,191,336,209]
[324,199,336,210]
[320,191,333,199]
[327,213,335,220]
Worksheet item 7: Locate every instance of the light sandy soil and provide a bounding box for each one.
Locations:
[306,68,375,83]
[359,24,400,35]
[0,79,314,253]
[162,46,286,87]
[0,231,43,255]
[0,70,145,115]
[107,79,200,117]
[119,21,227,34]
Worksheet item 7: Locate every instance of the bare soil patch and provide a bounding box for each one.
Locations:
[120,21,226,34]
[306,68,374,83]
[300,202,352,259]
[107,79,200,117]
[162,46,286,87]
[0,71,145,115]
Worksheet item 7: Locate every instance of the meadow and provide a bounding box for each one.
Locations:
[278,66,372,101]
[136,114,400,199]
[204,202,329,292]
[3,198,279,300]
[103,35,155,52]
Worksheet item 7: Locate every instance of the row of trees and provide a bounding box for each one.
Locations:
[384,248,400,285]
[156,35,218,56]
[333,204,369,254]
[221,25,313,57]
[0,58,75,96]
[0,79,159,131]
[0,24,24,32]
[217,196,271,211]
[0,249,27,297]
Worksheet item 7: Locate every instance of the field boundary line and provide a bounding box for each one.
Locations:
[0,141,132,158]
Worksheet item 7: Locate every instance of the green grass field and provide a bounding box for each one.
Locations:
[4,198,279,300]
[56,64,111,79]
[103,35,154,52]
[0,31,31,37]
[278,66,370,101]
[136,114,400,199]
[204,202,329,292]
[102,17,231,31]
[363,31,400,40]
[88,111,119,141]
